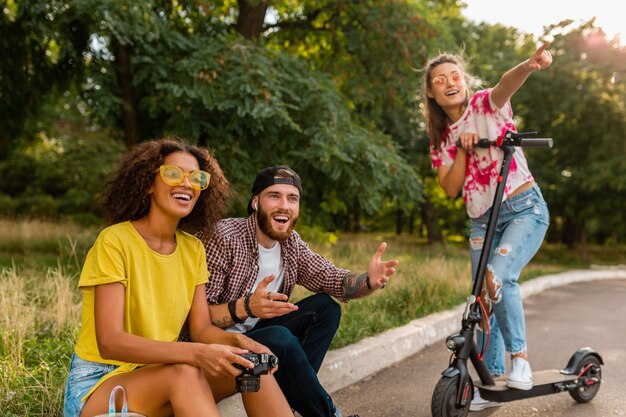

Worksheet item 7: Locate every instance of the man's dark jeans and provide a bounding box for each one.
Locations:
[246,293,341,417]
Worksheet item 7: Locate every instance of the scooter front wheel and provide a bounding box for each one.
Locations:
[569,355,602,403]
[431,375,470,417]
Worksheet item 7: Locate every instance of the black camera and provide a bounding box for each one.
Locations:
[234,353,279,392]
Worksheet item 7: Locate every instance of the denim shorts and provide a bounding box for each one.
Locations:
[63,354,118,417]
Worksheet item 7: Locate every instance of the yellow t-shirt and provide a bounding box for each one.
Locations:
[74,221,209,399]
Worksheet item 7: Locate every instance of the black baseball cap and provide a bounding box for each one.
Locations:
[247,165,303,215]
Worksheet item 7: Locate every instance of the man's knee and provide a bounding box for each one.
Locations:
[249,326,301,355]
[304,293,341,326]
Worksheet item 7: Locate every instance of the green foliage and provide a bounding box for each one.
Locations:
[0,126,126,219]
[265,0,449,223]
[0,194,16,217]
[14,194,59,219]
[69,0,424,224]
[0,0,90,152]
[512,23,626,244]
[0,333,72,416]
[3,0,626,243]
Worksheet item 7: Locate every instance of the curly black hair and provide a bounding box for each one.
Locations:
[101,137,230,236]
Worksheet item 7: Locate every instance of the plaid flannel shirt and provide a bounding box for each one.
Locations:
[202,216,349,304]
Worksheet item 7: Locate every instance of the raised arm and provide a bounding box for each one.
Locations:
[491,41,552,109]
[342,242,399,299]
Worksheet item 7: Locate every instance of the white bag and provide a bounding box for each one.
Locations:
[93,385,145,417]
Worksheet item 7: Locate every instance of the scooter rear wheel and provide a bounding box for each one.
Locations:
[431,375,470,417]
[569,355,602,403]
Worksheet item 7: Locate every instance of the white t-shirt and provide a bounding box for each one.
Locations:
[227,242,285,333]
[429,88,534,218]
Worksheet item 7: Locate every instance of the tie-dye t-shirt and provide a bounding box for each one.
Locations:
[430,88,534,218]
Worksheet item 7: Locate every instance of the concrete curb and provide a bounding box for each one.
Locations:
[218,268,626,415]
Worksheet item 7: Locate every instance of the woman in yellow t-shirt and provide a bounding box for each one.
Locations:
[63,137,292,417]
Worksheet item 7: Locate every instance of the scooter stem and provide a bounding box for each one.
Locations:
[471,145,516,299]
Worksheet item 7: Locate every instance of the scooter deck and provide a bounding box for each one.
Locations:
[475,370,578,402]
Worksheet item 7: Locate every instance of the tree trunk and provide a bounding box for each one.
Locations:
[577,218,589,263]
[562,216,583,249]
[562,216,589,262]
[344,208,363,232]
[112,39,140,147]
[408,209,416,235]
[395,208,403,235]
[352,208,363,232]
[419,198,443,244]
[236,0,267,40]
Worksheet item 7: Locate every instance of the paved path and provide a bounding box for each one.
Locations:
[332,278,626,417]
[218,269,626,416]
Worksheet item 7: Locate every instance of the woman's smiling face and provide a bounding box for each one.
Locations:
[428,62,468,121]
[150,151,201,220]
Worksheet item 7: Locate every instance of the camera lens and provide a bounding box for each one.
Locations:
[236,376,261,393]
[269,355,278,367]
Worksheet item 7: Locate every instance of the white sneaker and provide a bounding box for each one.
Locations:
[469,388,501,412]
[507,357,533,390]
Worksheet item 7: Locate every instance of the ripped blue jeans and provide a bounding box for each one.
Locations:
[469,184,549,376]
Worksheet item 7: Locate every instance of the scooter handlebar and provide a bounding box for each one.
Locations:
[455,135,553,149]
[516,138,553,148]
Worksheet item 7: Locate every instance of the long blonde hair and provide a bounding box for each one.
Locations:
[422,53,473,150]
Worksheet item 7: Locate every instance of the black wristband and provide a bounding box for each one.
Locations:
[365,274,373,290]
[244,292,257,319]
[228,299,244,324]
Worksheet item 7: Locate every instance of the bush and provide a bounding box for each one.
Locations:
[0,194,16,217]
[58,188,99,216]
[15,194,59,219]
[67,212,103,228]
[0,127,126,221]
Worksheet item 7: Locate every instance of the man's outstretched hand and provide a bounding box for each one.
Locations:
[249,275,298,319]
[367,242,399,290]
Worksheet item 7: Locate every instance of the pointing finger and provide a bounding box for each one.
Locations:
[535,40,550,55]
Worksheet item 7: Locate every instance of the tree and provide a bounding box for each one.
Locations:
[458,19,626,250]
[0,0,90,154]
[3,0,422,226]
[6,1,624,246]
[524,24,626,251]
[232,0,465,233]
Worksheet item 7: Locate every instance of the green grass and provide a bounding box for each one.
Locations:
[302,233,587,349]
[1,219,624,416]
[1,263,81,416]
[0,219,96,271]
[1,220,86,416]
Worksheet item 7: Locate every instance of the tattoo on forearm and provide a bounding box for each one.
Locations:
[342,272,372,299]
[214,315,232,328]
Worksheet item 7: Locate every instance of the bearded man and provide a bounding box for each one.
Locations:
[201,165,398,417]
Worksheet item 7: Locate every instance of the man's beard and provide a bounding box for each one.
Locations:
[257,205,298,242]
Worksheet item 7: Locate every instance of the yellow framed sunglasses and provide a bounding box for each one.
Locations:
[156,165,211,190]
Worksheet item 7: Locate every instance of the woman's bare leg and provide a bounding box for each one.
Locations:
[241,374,293,417]
[207,373,293,417]
[81,363,219,417]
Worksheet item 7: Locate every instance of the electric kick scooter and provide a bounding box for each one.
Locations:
[430,130,603,417]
